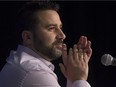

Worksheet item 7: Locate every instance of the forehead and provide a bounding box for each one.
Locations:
[35,10,62,25]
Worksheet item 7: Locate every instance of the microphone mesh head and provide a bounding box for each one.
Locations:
[101,54,113,66]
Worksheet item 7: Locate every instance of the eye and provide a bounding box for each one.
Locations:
[48,27,56,31]
[60,27,63,30]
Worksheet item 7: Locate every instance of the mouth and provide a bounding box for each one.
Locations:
[55,44,63,50]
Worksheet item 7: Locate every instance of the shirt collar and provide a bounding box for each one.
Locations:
[7,45,55,71]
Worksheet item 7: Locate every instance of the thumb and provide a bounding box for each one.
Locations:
[59,63,67,78]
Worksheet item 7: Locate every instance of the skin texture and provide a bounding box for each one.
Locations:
[22,10,66,61]
[22,10,92,82]
[59,36,92,82]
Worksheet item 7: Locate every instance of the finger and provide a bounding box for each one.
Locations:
[78,48,84,61]
[83,53,88,63]
[62,44,67,66]
[68,48,74,65]
[86,40,91,48]
[77,36,84,45]
[78,36,88,49]
[85,41,92,58]
[82,36,87,48]
[73,44,79,61]
[77,36,84,50]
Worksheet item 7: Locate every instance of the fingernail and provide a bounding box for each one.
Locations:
[74,44,77,48]
[62,44,67,50]
[69,48,73,52]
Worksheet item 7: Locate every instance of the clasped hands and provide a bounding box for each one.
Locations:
[59,36,92,82]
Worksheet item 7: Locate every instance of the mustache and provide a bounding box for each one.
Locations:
[53,40,64,45]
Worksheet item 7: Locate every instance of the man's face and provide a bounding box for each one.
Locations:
[32,10,66,60]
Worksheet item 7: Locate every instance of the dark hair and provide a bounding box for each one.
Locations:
[15,1,60,44]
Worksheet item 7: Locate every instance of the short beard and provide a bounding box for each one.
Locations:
[35,42,62,61]
[33,34,62,61]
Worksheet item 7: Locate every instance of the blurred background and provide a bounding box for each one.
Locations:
[0,1,116,87]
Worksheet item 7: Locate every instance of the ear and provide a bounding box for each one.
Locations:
[22,30,33,45]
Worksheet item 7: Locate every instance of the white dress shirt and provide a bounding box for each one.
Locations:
[0,45,91,87]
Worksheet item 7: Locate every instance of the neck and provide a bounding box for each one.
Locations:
[23,44,52,62]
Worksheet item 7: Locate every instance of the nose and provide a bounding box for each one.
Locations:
[56,28,66,40]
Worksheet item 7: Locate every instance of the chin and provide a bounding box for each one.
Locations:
[53,49,62,58]
[48,46,62,60]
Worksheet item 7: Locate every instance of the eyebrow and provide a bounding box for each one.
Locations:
[46,24,63,28]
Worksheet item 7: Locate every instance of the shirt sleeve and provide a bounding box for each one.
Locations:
[67,80,91,87]
[22,70,61,87]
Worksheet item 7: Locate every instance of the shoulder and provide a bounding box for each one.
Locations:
[20,59,45,72]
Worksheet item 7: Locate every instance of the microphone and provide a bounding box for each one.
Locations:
[101,54,116,66]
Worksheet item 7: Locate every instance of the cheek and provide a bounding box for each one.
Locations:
[35,28,57,45]
[38,32,56,45]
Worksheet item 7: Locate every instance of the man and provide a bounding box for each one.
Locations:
[0,1,92,87]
